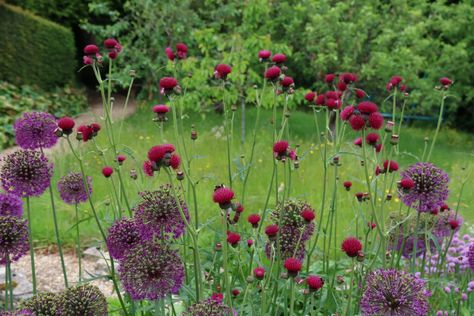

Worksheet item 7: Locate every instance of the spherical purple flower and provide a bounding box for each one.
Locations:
[134,185,189,240]
[1,150,53,197]
[399,162,449,213]
[183,298,233,316]
[14,112,58,150]
[469,242,474,272]
[20,292,60,316]
[0,310,35,316]
[361,269,429,315]
[106,218,142,260]
[118,240,184,300]
[0,216,29,264]
[57,172,91,205]
[57,284,107,316]
[0,192,23,217]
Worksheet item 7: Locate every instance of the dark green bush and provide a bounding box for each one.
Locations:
[0,81,88,149]
[0,3,76,89]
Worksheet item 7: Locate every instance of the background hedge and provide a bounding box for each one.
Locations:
[0,2,76,89]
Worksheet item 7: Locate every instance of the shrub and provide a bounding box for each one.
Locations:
[0,3,76,89]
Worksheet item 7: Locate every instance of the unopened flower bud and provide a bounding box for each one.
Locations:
[54,128,63,137]
[177,171,185,181]
[390,134,399,145]
[386,194,392,201]
[294,160,300,169]
[191,130,198,140]
[129,70,136,77]
[357,251,365,262]
[215,243,222,251]
[385,121,394,133]
[76,132,83,141]
[337,275,344,284]
[130,169,137,180]
[231,104,237,112]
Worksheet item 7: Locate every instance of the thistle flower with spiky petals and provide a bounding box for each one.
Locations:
[106,218,142,260]
[118,240,184,300]
[399,162,449,213]
[57,284,107,316]
[360,269,429,316]
[57,172,91,205]
[134,185,189,240]
[183,297,233,316]
[0,192,23,217]
[20,292,60,316]
[14,112,58,150]
[0,216,29,264]
[1,150,53,197]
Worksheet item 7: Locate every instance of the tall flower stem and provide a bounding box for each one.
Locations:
[222,82,233,189]
[221,209,232,308]
[25,196,37,294]
[5,256,13,310]
[410,212,421,273]
[391,88,397,128]
[289,279,296,315]
[427,91,446,161]
[75,203,82,282]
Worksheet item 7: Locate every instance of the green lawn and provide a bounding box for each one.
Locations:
[28,104,474,248]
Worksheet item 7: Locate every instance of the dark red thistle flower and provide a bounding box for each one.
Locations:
[355,192,364,202]
[325,97,341,109]
[117,155,126,164]
[367,222,376,230]
[315,94,326,105]
[58,117,75,135]
[339,72,358,84]
[305,91,316,103]
[365,133,380,146]
[343,181,352,191]
[143,161,154,176]
[273,140,289,155]
[77,125,93,142]
[383,160,399,172]
[214,64,232,80]
[355,89,366,99]
[159,77,178,95]
[349,115,366,131]
[400,178,414,190]
[147,144,176,162]
[90,123,101,133]
[368,112,384,130]
[108,51,118,59]
[389,76,403,88]
[247,214,261,228]
[169,154,181,170]
[165,47,175,61]
[153,105,170,114]
[272,53,287,64]
[300,209,315,223]
[284,257,302,276]
[175,43,188,59]
[357,101,378,114]
[280,76,294,87]
[254,267,265,280]
[104,38,118,49]
[247,239,253,247]
[211,293,223,303]
[375,143,382,153]
[226,232,241,247]
[448,219,460,230]
[440,204,449,212]
[102,166,113,178]
[213,187,234,209]
[306,275,324,292]
[265,66,281,81]
[265,224,279,239]
[324,74,335,83]
[439,77,453,87]
[354,137,362,147]
[258,50,271,60]
[337,81,347,91]
[84,44,99,55]
[375,165,381,176]
[234,202,244,213]
[232,289,240,297]
[341,237,362,257]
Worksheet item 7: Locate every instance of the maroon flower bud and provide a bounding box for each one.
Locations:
[284,258,302,277]
[215,243,222,251]
[343,181,352,191]
[324,74,335,83]
[254,267,265,280]
[341,237,362,258]
[306,275,324,292]
[272,53,287,64]
[165,47,175,61]
[265,66,281,81]
[304,91,316,103]
[176,42,188,59]
[258,50,271,61]
[265,224,279,240]
[232,288,240,297]
[247,239,253,247]
[84,44,99,55]
[102,166,113,178]
[58,117,75,135]
[355,89,365,99]
[439,77,453,87]
[215,64,232,80]
[116,155,126,165]
[300,209,315,223]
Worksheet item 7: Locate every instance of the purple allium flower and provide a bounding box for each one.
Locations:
[57,284,107,316]
[399,163,449,213]
[0,216,29,264]
[1,150,53,197]
[14,112,58,150]
[118,240,184,300]
[106,217,142,260]
[183,298,234,316]
[0,310,34,316]
[57,172,91,205]
[134,185,189,240]
[469,242,474,272]
[0,192,23,217]
[20,292,60,316]
[433,210,463,238]
[265,200,315,261]
[360,269,429,316]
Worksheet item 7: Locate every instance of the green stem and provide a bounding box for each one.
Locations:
[221,209,232,308]
[75,204,82,282]
[427,92,446,161]
[289,280,295,315]
[25,197,37,294]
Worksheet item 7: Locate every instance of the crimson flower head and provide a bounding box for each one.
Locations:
[165,47,175,61]
[102,166,113,178]
[273,140,289,159]
[211,293,223,303]
[280,76,294,87]
[258,50,271,61]
[306,275,324,292]
[104,38,118,49]
[304,91,316,103]
[58,117,75,135]
[355,89,366,99]
[284,257,302,277]
[341,237,362,258]
[77,124,99,142]
[387,76,403,91]
[324,74,335,83]
[343,181,352,191]
[254,267,265,280]
[116,155,126,164]
[367,222,376,230]
[448,218,460,230]
[232,289,240,297]
[265,224,279,240]
[440,204,449,212]
[213,187,234,209]
[342,101,384,131]
[353,137,362,147]
[265,66,281,81]
[339,72,358,84]
[214,64,232,80]
[147,144,177,171]
[169,154,181,170]
[383,160,399,172]
[399,178,414,191]
[272,53,287,64]
[84,44,99,55]
[159,77,178,95]
[227,232,241,247]
[439,77,453,87]
[337,81,347,92]
[365,133,380,146]
[104,38,122,59]
[247,214,261,228]
[176,43,188,59]
[315,94,325,105]
[300,209,315,223]
[247,239,253,247]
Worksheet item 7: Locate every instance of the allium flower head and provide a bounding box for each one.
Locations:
[183,298,233,316]
[265,66,281,81]
[58,284,107,316]
[360,269,429,316]
[214,64,232,80]
[134,185,189,239]
[0,216,29,264]
[57,172,91,205]
[118,240,184,300]
[1,150,53,197]
[20,292,60,316]
[106,218,142,260]
[0,192,23,217]
[469,242,474,272]
[0,310,34,316]
[399,162,449,213]
[341,237,362,258]
[14,112,58,150]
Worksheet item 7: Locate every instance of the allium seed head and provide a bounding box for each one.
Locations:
[14,112,58,150]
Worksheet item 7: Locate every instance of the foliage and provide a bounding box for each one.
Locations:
[0,3,76,90]
[82,0,474,129]
[0,81,88,149]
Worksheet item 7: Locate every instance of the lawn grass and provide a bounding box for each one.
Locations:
[28,104,474,249]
